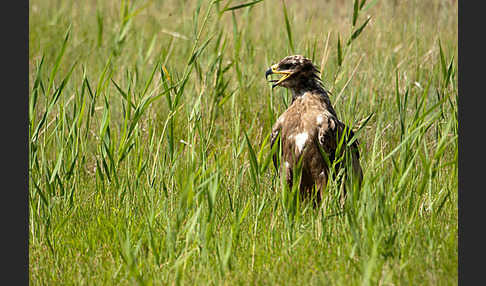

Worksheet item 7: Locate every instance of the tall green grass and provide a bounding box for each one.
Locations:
[29,0,457,284]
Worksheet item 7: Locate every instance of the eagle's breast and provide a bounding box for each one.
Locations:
[276,92,333,163]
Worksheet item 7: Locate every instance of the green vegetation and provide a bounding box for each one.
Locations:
[29,0,458,284]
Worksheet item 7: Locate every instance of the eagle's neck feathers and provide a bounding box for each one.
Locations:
[290,77,334,107]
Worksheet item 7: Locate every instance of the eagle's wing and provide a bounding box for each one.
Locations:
[317,114,363,187]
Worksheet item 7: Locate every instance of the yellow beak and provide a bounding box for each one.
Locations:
[265,64,291,88]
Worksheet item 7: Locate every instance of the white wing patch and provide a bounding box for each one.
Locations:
[294,132,309,153]
[316,115,323,125]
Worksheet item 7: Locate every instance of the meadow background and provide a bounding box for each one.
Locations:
[29,0,458,284]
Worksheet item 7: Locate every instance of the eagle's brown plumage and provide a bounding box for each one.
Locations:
[266,55,363,204]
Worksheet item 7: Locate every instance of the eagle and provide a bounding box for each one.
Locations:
[265,55,363,205]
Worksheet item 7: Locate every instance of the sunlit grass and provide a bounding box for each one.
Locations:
[29,0,457,284]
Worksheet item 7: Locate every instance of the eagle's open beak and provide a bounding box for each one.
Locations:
[265,64,291,88]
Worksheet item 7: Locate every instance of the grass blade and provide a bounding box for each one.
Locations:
[347,16,371,46]
[337,33,343,67]
[282,0,294,54]
[352,0,360,26]
[222,0,264,12]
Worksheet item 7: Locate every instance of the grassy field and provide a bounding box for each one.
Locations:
[29,0,458,284]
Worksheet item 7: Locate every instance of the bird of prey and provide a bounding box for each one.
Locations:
[265,55,363,205]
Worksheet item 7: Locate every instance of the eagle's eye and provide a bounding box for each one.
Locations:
[279,63,292,70]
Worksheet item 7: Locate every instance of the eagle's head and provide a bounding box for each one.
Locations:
[265,55,321,90]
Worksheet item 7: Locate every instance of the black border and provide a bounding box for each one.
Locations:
[458,1,483,285]
[4,0,29,284]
